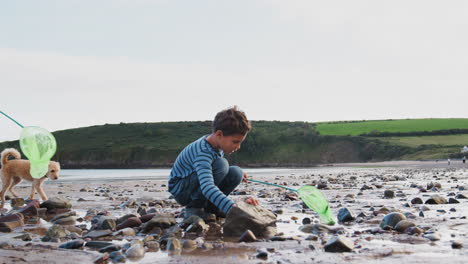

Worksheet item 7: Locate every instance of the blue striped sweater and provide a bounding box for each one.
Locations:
[168,135,234,213]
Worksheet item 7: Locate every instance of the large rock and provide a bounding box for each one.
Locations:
[324,236,354,252]
[40,196,72,210]
[223,202,276,238]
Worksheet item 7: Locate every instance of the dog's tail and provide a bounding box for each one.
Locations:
[1,148,21,166]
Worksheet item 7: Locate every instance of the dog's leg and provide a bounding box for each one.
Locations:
[0,175,13,208]
[8,176,22,198]
[29,182,37,200]
[36,181,48,201]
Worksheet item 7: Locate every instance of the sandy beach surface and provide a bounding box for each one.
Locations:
[0,161,467,263]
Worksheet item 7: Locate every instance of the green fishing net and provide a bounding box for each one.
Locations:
[19,126,57,179]
[298,185,336,225]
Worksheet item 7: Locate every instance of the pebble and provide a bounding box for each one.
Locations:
[394,220,416,233]
[384,190,395,199]
[58,239,85,249]
[451,241,463,249]
[337,208,355,222]
[323,236,354,253]
[380,212,406,229]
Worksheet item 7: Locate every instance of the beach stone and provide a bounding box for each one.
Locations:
[384,190,395,199]
[411,197,423,204]
[302,218,311,225]
[425,195,447,204]
[305,234,319,241]
[84,230,113,239]
[223,201,277,238]
[18,200,40,217]
[145,241,160,252]
[239,229,257,242]
[451,241,463,249]
[14,233,32,241]
[206,222,223,238]
[114,227,136,237]
[116,217,141,230]
[182,239,197,251]
[256,251,268,260]
[59,239,85,249]
[85,241,114,249]
[360,185,373,191]
[10,198,25,207]
[427,182,442,190]
[406,226,423,235]
[299,224,343,234]
[424,233,441,241]
[337,208,355,222]
[99,244,122,253]
[109,251,126,263]
[52,216,77,225]
[96,216,117,231]
[142,214,176,232]
[184,216,209,233]
[380,212,406,229]
[455,194,467,199]
[120,198,137,208]
[166,237,182,251]
[40,196,72,210]
[116,214,139,225]
[42,224,70,242]
[139,214,156,223]
[448,198,460,204]
[394,220,416,233]
[0,213,24,232]
[324,236,354,253]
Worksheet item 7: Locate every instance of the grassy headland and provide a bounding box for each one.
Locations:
[1,119,467,168]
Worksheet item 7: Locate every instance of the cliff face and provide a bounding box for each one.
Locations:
[0,121,412,169]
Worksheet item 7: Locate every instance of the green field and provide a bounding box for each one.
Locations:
[315,118,468,136]
[375,134,468,147]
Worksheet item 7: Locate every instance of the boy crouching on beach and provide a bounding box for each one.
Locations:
[168,106,259,219]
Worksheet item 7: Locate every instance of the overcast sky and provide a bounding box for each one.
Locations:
[2,0,468,142]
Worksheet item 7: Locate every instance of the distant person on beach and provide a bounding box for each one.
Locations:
[463,156,466,164]
[168,106,259,219]
[448,158,451,166]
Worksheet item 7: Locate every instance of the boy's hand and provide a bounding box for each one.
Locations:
[242,172,248,183]
[244,196,259,206]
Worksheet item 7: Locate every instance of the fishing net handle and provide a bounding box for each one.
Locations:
[247,179,298,192]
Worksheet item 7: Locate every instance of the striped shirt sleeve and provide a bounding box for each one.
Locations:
[194,153,234,214]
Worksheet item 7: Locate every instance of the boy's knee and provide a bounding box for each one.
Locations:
[228,166,243,185]
[213,157,229,176]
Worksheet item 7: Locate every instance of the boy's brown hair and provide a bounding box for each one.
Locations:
[212,106,251,136]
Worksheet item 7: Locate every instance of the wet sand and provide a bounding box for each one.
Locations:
[0,161,467,263]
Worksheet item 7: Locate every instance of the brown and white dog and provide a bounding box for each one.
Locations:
[0,148,60,208]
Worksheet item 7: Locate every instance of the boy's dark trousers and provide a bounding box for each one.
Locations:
[172,157,242,211]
